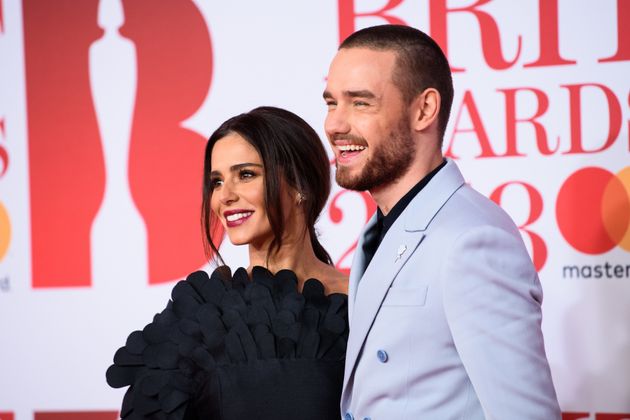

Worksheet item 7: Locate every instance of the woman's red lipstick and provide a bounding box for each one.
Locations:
[224,209,254,228]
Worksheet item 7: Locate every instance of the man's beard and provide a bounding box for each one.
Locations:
[335,119,416,191]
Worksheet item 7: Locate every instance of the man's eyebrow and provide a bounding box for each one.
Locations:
[210,163,263,177]
[323,90,377,100]
[345,89,377,99]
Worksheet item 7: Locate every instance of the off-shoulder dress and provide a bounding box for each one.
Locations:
[106,266,349,420]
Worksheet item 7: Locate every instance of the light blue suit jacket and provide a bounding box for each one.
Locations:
[341,159,560,420]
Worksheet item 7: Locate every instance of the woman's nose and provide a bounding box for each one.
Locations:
[219,182,238,205]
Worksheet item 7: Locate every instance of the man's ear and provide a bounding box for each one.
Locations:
[411,88,440,132]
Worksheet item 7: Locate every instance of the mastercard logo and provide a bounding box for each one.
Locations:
[0,202,11,261]
[556,167,630,254]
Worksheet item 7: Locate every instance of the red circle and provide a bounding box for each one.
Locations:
[556,167,618,254]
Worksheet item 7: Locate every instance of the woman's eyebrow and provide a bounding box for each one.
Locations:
[230,162,263,171]
[211,163,263,177]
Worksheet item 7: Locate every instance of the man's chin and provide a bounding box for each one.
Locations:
[335,170,369,191]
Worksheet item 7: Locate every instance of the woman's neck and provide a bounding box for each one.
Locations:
[247,230,324,287]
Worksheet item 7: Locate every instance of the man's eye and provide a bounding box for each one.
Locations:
[354,101,369,107]
[326,101,337,108]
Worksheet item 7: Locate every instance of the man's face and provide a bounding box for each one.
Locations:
[323,47,416,192]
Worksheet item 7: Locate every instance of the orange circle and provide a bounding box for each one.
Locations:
[0,202,11,261]
[603,167,630,251]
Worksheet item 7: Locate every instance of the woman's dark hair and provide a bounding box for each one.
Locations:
[201,106,332,265]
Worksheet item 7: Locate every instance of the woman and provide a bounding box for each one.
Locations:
[106,107,348,419]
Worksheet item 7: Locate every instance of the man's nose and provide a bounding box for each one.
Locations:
[325,105,351,137]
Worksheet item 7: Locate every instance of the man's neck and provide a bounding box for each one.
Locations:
[370,154,444,215]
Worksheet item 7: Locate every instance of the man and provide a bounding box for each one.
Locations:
[323,25,560,419]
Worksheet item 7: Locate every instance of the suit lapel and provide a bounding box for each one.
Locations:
[342,159,466,399]
[342,224,425,394]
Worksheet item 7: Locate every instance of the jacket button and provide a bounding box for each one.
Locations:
[377,349,388,363]
[344,412,354,420]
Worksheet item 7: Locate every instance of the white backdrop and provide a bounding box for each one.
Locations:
[0,0,629,419]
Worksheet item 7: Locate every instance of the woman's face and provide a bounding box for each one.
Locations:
[210,133,274,248]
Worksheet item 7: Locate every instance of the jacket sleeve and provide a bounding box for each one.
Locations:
[440,225,561,419]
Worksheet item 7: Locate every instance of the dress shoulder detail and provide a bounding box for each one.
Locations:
[106,266,349,419]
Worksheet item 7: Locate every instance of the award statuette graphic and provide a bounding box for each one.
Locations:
[89,0,148,287]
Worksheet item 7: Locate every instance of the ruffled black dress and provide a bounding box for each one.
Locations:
[106,266,348,420]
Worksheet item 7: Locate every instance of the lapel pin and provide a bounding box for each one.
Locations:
[395,244,407,262]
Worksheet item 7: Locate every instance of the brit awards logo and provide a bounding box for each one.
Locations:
[22,0,222,288]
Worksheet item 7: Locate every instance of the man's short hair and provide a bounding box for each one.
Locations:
[340,24,454,141]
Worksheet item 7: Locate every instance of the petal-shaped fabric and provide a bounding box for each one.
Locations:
[106,266,348,420]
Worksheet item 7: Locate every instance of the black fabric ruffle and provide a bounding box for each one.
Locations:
[106,266,348,420]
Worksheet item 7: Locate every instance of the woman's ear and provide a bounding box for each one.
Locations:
[411,88,440,132]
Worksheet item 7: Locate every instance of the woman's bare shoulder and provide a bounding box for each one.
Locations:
[316,265,348,295]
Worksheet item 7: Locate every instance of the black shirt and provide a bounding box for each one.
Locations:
[362,159,447,269]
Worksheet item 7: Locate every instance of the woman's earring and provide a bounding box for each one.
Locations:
[297,192,306,205]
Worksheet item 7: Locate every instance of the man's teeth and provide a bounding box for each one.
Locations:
[338,145,366,152]
[226,212,253,222]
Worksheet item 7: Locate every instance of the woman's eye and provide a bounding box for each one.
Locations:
[210,178,223,189]
[239,170,256,180]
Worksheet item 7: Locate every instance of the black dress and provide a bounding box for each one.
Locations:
[106,266,348,420]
